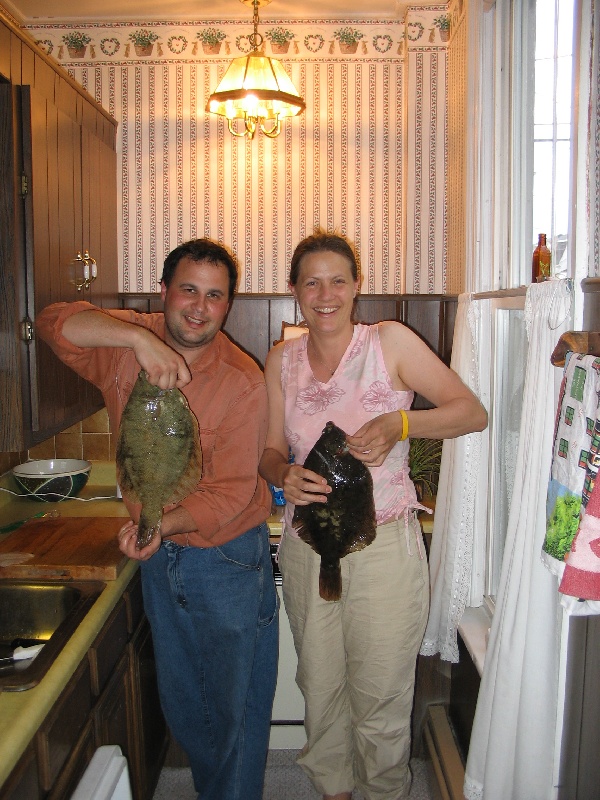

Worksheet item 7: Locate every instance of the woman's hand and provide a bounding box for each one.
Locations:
[346,411,403,467]
[117,520,161,561]
[282,464,331,506]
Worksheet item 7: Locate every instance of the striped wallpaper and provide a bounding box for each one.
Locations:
[28,9,453,294]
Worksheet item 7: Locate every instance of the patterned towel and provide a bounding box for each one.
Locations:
[559,475,600,605]
[542,353,600,614]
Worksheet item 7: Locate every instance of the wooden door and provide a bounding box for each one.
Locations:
[21,85,87,443]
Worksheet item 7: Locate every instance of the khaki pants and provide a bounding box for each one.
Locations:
[279,516,429,800]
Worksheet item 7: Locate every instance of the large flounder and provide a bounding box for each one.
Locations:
[292,421,376,601]
[117,370,202,548]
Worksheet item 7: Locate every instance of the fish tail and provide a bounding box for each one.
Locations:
[319,562,342,601]
[136,513,161,550]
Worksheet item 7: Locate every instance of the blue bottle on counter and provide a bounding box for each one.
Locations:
[269,448,295,507]
[269,485,286,506]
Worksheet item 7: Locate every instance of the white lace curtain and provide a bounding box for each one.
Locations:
[420,293,490,662]
[463,280,572,800]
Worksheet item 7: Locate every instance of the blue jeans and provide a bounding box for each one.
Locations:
[140,523,279,800]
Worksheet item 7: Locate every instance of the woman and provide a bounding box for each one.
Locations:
[259,231,487,800]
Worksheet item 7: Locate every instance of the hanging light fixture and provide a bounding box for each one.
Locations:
[206,0,305,138]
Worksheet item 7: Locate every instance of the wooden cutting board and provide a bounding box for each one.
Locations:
[0,517,128,580]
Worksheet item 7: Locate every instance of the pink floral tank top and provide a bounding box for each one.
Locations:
[281,323,421,536]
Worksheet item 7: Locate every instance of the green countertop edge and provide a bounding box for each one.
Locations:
[0,461,133,789]
[0,559,138,787]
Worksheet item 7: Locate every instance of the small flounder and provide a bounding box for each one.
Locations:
[117,371,202,548]
[292,421,376,601]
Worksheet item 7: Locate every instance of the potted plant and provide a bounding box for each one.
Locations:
[197,27,226,55]
[408,437,443,500]
[333,26,364,54]
[129,29,159,57]
[62,31,91,59]
[433,14,451,42]
[265,27,295,55]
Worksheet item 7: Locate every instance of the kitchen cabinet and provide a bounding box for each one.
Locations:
[0,570,168,800]
[0,11,118,451]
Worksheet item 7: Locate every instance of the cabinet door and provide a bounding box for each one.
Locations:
[81,124,119,310]
[0,81,25,451]
[36,658,93,791]
[11,83,116,448]
[22,85,88,439]
[129,618,168,800]
[92,651,133,763]
[0,744,41,800]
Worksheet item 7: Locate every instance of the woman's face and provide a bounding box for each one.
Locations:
[290,250,358,334]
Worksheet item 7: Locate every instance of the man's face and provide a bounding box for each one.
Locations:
[161,256,231,357]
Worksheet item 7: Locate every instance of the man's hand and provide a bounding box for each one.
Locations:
[132,330,192,389]
[117,520,161,560]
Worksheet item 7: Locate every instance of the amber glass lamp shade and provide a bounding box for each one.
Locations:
[206,51,305,138]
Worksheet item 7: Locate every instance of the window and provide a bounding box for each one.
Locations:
[485,296,528,603]
[532,0,574,277]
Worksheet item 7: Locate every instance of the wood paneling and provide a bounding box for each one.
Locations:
[0,13,118,451]
[119,293,458,372]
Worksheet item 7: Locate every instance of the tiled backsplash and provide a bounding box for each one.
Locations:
[0,409,113,475]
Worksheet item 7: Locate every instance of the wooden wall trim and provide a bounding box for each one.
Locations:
[0,8,116,128]
[119,292,459,372]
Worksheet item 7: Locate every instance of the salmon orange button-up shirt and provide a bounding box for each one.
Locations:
[36,301,271,548]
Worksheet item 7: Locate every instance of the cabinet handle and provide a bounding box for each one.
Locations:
[72,251,97,291]
[20,317,34,342]
[83,251,98,283]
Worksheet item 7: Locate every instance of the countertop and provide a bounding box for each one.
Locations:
[0,461,285,789]
[0,461,129,531]
[0,461,132,789]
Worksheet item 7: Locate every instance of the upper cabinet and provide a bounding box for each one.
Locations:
[0,13,118,451]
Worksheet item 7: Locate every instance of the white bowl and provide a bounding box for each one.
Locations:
[12,459,92,502]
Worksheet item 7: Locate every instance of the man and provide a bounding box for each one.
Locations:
[36,239,278,800]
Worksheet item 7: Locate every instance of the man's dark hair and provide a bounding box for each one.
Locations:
[289,230,359,286]
[161,239,239,298]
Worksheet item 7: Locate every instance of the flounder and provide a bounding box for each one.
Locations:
[292,421,376,601]
[117,370,202,549]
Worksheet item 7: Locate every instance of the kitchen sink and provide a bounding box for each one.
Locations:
[0,580,105,691]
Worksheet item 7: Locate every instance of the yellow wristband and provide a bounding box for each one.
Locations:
[398,409,409,441]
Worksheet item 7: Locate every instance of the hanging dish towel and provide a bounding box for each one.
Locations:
[542,352,600,613]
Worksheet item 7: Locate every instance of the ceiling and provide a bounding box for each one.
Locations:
[3,0,410,24]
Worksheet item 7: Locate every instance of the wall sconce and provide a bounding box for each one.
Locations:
[206,0,305,138]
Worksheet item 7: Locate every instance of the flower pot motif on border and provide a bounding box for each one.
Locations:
[135,43,154,56]
[201,42,222,54]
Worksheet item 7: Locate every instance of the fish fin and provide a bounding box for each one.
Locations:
[345,524,377,553]
[319,561,342,601]
[294,520,318,552]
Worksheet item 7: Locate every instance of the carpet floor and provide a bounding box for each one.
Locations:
[152,750,436,799]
